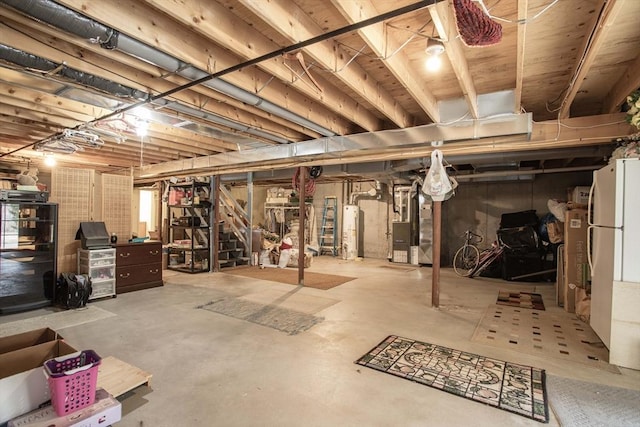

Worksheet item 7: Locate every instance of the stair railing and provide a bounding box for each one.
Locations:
[218,185,249,253]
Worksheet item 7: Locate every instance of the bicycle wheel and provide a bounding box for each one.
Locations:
[453,244,480,277]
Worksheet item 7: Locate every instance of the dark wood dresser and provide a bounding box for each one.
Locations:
[114,242,163,294]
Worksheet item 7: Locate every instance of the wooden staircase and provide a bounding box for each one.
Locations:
[216,185,251,269]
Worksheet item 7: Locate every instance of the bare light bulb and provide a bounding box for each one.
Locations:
[136,125,148,137]
[44,154,56,167]
[425,39,445,72]
[425,55,442,72]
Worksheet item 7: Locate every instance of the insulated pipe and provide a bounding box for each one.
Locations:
[0,44,147,100]
[0,0,336,137]
[0,44,290,144]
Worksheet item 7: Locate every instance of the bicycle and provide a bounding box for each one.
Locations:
[469,241,507,278]
[454,230,510,278]
[453,230,482,276]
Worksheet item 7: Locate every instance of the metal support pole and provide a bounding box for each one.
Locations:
[212,175,220,272]
[246,172,253,262]
[298,167,306,285]
[432,200,442,308]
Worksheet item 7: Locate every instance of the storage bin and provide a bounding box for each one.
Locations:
[44,350,101,416]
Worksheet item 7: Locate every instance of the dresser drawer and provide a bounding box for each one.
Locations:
[116,262,162,287]
[116,243,161,266]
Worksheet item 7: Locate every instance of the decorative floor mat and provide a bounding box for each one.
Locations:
[356,335,548,423]
[224,267,355,290]
[497,291,545,310]
[472,305,619,373]
[198,297,323,335]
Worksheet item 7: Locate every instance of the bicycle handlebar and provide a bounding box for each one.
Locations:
[464,229,483,244]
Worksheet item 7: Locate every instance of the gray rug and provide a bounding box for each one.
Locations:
[198,298,323,335]
[547,375,640,426]
[0,305,116,337]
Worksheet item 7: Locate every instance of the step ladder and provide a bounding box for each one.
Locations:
[320,196,338,256]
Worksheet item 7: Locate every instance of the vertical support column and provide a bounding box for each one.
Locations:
[246,172,254,260]
[298,167,306,285]
[432,200,442,308]
[212,175,220,272]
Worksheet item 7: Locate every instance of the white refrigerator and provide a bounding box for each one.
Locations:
[588,157,640,370]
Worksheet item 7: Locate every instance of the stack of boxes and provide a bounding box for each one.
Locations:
[0,328,121,426]
[563,186,591,319]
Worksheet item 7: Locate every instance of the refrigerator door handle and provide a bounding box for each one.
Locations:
[587,224,595,274]
[587,180,596,226]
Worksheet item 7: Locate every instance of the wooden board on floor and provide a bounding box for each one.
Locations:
[97,356,152,398]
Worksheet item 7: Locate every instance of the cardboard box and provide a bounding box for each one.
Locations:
[570,186,591,204]
[0,340,77,425]
[0,328,63,355]
[9,388,121,427]
[575,287,591,323]
[563,208,590,313]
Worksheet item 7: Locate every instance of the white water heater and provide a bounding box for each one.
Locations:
[342,204,359,260]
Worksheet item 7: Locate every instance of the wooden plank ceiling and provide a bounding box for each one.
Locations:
[0,0,639,181]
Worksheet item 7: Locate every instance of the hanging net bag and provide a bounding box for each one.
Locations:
[453,0,502,47]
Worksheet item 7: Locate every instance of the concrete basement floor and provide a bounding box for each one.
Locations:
[3,256,640,426]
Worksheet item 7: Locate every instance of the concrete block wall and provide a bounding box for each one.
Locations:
[226,170,593,265]
[442,171,593,264]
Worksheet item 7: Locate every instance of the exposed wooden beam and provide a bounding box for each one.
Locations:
[133,113,629,178]
[429,0,479,119]
[234,0,413,128]
[331,0,440,122]
[0,82,111,118]
[0,94,97,123]
[0,81,238,153]
[0,4,320,141]
[603,52,640,113]
[0,103,79,129]
[0,21,307,146]
[558,0,624,119]
[56,0,360,135]
[142,0,386,131]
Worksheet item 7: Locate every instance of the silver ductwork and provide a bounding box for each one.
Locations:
[388,145,614,172]
[137,113,533,177]
[160,101,291,144]
[0,0,336,137]
[0,44,147,100]
[0,44,289,145]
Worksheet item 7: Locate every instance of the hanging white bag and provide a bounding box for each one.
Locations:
[422,149,452,202]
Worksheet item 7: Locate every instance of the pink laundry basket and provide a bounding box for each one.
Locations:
[44,349,101,416]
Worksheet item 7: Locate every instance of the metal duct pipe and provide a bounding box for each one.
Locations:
[0,44,147,100]
[0,0,336,137]
[0,44,289,145]
[349,187,378,204]
[152,100,291,144]
[454,165,600,181]
[136,113,534,178]
[389,145,613,172]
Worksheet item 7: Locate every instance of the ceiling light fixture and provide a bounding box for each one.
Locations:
[132,107,151,137]
[44,153,56,167]
[425,39,445,72]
